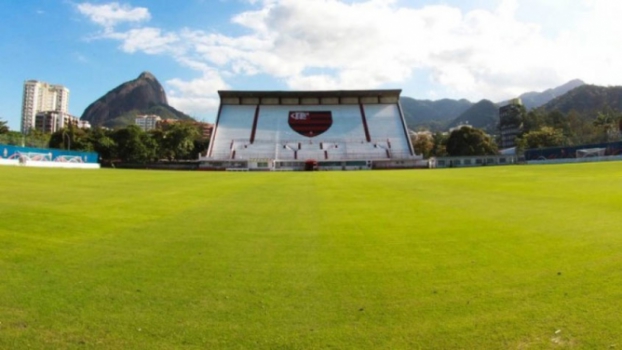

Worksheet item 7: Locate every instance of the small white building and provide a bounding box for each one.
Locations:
[135,115,161,131]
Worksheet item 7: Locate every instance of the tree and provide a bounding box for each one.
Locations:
[149,129,170,160]
[522,110,547,134]
[564,110,602,145]
[593,109,622,142]
[431,132,448,157]
[546,110,566,130]
[49,125,92,151]
[0,119,8,134]
[191,138,210,159]
[88,127,117,161]
[162,122,199,160]
[412,133,434,158]
[445,126,498,156]
[517,126,567,150]
[24,129,51,148]
[150,122,200,160]
[112,125,156,163]
[0,131,23,146]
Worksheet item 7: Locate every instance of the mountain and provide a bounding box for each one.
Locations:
[400,97,472,131]
[447,100,499,133]
[517,79,585,110]
[81,72,194,128]
[540,85,622,115]
[400,79,586,131]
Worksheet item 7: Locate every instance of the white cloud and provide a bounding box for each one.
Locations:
[166,71,229,116]
[77,2,150,30]
[167,71,229,97]
[213,0,564,99]
[78,0,622,114]
[167,96,221,119]
[114,27,180,54]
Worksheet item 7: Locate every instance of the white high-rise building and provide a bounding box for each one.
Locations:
[21,80,70,134]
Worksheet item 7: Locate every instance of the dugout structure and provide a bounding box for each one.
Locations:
[576,148,606,158]
[524,141,622,161]
[200,90,422,171]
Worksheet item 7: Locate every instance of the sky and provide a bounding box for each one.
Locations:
[1,0,621,130]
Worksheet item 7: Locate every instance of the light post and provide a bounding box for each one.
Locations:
[62,130,71,151]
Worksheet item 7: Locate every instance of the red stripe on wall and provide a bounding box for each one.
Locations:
[250,105,260,144]
[360,104,371,142]
[396,102,415,156]
[207,103,224,157]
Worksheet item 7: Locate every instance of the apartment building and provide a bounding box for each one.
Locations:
[34,111,91,133]
[21,80,70,134]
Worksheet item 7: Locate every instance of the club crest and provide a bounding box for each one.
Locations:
[288,111,333,137]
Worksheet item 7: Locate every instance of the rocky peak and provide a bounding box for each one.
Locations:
[138,71,157,81]
[80,72,191,127]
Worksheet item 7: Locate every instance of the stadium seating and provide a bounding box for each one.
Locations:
[364,104,410,155]
[209,105,256,158]
[207,99,414,162]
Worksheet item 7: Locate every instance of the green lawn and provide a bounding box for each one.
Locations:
[1,163,622,349]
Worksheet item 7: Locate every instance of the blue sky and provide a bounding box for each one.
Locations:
[1,0,620,130]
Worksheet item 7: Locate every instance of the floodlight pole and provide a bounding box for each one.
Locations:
[63,130,71,151]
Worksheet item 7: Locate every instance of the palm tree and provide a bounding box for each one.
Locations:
[594,111,621,141]
[0,119,9,134]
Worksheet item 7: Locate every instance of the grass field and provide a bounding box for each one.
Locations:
[1,163,622,349]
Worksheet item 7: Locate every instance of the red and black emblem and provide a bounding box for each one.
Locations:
[288,111,333,138]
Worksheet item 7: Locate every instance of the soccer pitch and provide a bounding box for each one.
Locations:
[1,163,621,349]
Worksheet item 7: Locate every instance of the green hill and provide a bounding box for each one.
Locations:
[447,99,499,133]
[541,84,622,115]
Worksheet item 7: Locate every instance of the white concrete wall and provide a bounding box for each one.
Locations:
[0,159,19,166]
[0,159,100,169]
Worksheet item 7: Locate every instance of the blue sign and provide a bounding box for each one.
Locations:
[0,145,99,164]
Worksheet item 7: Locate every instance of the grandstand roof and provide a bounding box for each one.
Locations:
[218,90,403,106]
[218,89,402,99]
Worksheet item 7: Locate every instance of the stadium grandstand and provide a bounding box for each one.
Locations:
[200,90,424,171]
